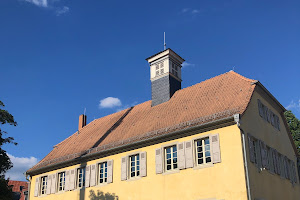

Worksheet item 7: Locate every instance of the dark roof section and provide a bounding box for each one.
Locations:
[145,48,185,62]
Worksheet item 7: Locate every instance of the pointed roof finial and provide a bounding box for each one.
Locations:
[164,32,166,50]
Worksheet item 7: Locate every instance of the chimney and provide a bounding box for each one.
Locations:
[78,114,87,131]
[146,48,185,106]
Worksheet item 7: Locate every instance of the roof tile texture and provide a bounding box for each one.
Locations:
[29,71,256,172]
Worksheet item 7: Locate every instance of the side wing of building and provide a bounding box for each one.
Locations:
[242,85,300,200]
[29,121,248,200]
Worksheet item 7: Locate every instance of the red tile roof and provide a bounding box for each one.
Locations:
[27,71,256,173]
[8,180,28,200]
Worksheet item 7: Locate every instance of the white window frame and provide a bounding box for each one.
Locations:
[98,161,108,184]
[194,137,212,166]
[155,62,164,77]
[57,172,66,192]
[129,154,140,178]
[164,145,178,171]
[76,167,85,189]
[40,176,47,195]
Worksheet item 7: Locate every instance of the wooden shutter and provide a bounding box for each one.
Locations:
[69,169,75,190]
[248,134,255,163]
[288,160,293,184]
[140,152,147,177]
[121,156,128,180]
[268,148,274,173]
[46,175,52,195]
[85,165,91,187]
[185,141,194,168]
[177,142,185,169]
[255,140,262,170]
[211,134,221,163]
[257,99,264,117]
[155,148,163,174]
[34,177,40,197]
[274,150,279,175]
[90,164,96,186]
[65,170,70,191]
[51,174,56,194]
[278,153,284,178]
[107,160,114,183]
[260,141,268,169]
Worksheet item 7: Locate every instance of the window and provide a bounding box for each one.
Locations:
[195,137,211,165]
[252,139,257,164]
[57,172,66,191]
[40,176,47,195]
[98,162,108,184]
[77,168,85,188]
[155,63,165,77]
[129,154,140,178]
[165,145,178,171]
[171,63,178,77]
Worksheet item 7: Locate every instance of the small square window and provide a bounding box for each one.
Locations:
[164,145,178,171]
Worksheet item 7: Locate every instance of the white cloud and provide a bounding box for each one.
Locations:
[181,8,189,13]
[180,8,200,15]
[286,99,300,111]
[56,6,69,16]
[191,9,200,14]
[24,0,48,7]
[99,97,122,109]
[182,62,195,69]
[5,154,38,181]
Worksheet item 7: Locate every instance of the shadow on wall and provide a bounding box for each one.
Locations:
[89,190,119,200]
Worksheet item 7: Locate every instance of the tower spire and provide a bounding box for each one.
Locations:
[164,32,166,50]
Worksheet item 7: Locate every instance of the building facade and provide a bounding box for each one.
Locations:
[26,49,300,200]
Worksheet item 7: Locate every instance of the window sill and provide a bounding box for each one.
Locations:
[126,176,142,182]
[162,169,180,175]
[193,163,213,170]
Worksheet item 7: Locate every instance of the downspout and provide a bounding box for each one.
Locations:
[25,172,31,200]
[234,114,251,200]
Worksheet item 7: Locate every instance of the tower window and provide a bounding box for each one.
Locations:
[171,63,178,77]
[155,62,165,77]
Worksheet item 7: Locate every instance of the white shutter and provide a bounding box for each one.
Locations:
[69,169,75,190]
[90,164,96,186]
[288,160,293,184]
[257,99,264,117]
[121,156,128,180]
[155,149,163,174]
[34,177,40,197]
[46,175,52,195]
[260,141,268,168]
[268,147,274,173]
[177,142,185,169]
[255,140,262,170]
[185,141,194,168]
[248,134,255,163]
[51,174,56,194]
[278,154,284,178]
[274,150,280,175]
[140,152,147,177]
[107,160,114,183]
[85,165,91,187]
[65,170,70,191]
[210,134,221,163]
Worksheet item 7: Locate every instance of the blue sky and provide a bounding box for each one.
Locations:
[1,0,299,181]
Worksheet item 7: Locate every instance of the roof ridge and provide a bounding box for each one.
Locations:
[228,70,257,83]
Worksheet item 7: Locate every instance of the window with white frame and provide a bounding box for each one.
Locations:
[155,63,164,77]
[98,162,108,184]
[77,168,85,188]
[195,137,212,165]
[165,145,178,171]
[57,172,66,191]
[129,154,140,178]
[40,176,47,195]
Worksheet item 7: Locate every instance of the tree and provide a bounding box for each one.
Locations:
[284,110,300,154]
[0,100,17,200]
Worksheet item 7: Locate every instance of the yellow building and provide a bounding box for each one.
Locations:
[26,49,300,200]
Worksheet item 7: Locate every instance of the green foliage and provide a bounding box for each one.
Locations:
[89,190,118,200]
[284,110,300,154]
[0,101,17,199]
[0,176,13,200]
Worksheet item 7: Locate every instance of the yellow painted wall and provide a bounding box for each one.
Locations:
[29,125,248,200]
[242,91,300,200]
